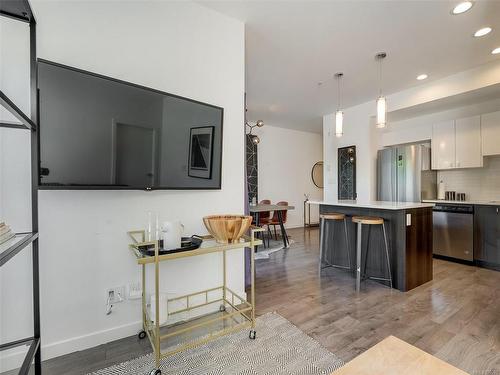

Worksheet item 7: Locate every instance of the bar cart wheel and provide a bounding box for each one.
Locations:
[149,369,161,375]
[249,330,256,340]
[138,330,146,340]
[219,304,226,312]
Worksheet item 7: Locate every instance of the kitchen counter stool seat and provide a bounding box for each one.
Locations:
[351,216,384,225]
[319,213,351,273]
[352,215,392,292]
[321,213,346,221]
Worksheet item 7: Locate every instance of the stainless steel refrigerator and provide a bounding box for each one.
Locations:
[377,143,436,202]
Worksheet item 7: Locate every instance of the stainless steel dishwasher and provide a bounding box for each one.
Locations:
[433,204,474,261]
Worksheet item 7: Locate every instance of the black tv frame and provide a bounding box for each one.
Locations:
[37,58,224,191]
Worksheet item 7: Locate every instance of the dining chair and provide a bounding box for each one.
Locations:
[257,199,271,247]
[268,201,289,241]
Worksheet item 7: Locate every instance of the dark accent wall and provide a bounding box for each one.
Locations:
[246,134,258,204]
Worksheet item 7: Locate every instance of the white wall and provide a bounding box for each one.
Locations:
[0,1,245,371]
[323,59,500,201]
[323,101,376,202]
[0,17,30,124]
[256,125,323,228]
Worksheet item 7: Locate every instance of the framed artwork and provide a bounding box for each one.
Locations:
[188,126,214,179]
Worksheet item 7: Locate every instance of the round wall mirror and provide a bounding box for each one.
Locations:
[311,161,324,188]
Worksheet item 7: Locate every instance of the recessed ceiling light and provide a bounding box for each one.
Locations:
[474,27,492,37]
[452,1,473,15]
[492,47,500,55]
[417,74,428,81]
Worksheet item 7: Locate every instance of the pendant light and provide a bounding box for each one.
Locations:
[375,52,387,129]
[246,119,264,144]
[335,72,344,137]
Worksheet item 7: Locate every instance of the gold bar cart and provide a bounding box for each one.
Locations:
[127,227,263,375]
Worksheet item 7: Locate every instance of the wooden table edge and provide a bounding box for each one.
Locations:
[331,335,469,375]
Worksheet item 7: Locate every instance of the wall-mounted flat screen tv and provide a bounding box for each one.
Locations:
[38,59,223,190]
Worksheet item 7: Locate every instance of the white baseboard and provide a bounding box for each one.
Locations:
[285,224,306,230]
[0,321,142,372]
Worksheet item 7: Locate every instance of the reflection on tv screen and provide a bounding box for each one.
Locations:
[38,60,223,189]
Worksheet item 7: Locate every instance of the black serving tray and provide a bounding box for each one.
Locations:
[137,236,203,256]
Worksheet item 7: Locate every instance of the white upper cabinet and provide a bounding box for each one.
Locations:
[432,120,456,170]
[455,116,482,168]
[481,111,500,156]
[431,116,482,170]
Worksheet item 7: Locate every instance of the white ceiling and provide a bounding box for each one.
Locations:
[200,0,500,133]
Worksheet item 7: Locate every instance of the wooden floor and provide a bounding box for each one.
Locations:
[257,228,500,375]
[5,227,499,374]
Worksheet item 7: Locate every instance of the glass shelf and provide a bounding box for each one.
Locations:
[129,234,262,265]
[0,232,38,267]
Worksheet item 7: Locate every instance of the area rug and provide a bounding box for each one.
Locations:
[89,312,344,375]
[255,239,295,260]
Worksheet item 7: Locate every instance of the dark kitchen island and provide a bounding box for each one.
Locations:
[309,200,434,292]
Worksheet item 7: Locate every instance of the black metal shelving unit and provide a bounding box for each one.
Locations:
[0,0,41,374]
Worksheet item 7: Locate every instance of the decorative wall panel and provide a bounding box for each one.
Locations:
[246,135,258,203]
[338,146,356,200]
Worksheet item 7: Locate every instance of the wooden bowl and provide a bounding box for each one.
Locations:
[203,215,253,244]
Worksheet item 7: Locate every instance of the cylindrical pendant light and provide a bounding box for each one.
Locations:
[375,52,387,128]
[335,72,344,137]
[376,96,387,128]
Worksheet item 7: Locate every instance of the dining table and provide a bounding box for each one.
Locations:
[249,204,295,248]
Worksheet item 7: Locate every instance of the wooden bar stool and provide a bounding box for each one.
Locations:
[351,216,392,292]
[319,213,351,273]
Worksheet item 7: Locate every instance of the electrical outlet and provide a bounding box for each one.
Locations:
[127,282,142,300]
[107,286,125,304]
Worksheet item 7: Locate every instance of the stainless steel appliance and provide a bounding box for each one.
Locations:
[432,204,474,261]
[377,143,437,202]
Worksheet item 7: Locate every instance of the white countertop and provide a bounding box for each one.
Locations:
[423,199,500,206]
[308,200,435,210]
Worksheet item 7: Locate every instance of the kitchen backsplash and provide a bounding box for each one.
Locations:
[437,155,500,201]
